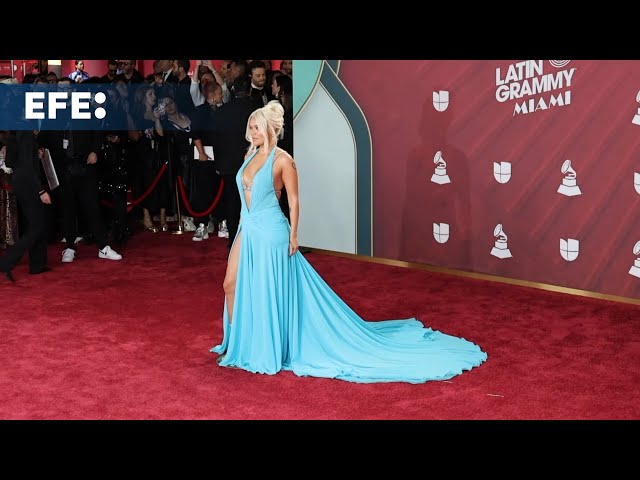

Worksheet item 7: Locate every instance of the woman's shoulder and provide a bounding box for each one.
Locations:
[274,147,292,162]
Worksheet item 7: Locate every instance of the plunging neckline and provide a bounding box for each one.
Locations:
[242,147,277,212]
[242,147,275,191]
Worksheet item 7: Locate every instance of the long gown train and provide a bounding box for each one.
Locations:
[211,147,487,384]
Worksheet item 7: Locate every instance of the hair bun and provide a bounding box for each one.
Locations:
[261,100,285,137]
[264,100,284,118]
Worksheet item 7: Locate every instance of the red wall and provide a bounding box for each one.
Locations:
[0,60,37,82]
[2,59,285,82]
[338,60,640,298]
[62,60,283,79]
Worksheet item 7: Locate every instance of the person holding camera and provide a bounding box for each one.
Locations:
[130,84,169,232]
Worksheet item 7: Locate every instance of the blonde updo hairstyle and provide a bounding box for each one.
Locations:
[246,100,285,153]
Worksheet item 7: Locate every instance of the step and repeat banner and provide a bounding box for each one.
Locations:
[294,60,640,299]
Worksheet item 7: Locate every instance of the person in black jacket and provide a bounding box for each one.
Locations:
[0,127,51,282]
[37,82,123,264]
[190,81,224,240]
[98,84,131,242]
[247,61,275,109]
[210,76,259,247]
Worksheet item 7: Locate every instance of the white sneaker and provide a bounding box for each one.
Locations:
[207,218,216,234]
[182,216,197,232]
[192,223,209,241]
[61,248,76,263]
[98,245,122,260]
[218,220,229,238]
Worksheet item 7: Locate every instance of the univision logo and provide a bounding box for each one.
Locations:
[560,238,579,262]
[433,223,449,244]
[493,161,511,184]
[432,90,449,112]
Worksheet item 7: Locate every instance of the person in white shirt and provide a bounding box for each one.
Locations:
[190,60,231,107]
[68,60,90,83]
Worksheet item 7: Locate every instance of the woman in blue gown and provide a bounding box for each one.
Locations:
[211,101,487,384]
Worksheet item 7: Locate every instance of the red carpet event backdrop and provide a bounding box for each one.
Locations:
[336,60,640,299]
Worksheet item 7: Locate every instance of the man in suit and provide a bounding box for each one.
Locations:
[210,76,259,247]
[0,127,51,282]
[165,60,195,117]
[247,60,275,109]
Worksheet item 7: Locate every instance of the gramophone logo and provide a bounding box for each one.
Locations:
[560,238,580,262]
[433,90,449,112]
[493,161,511,184]
[634,172,640,194]
[431,151,451,185]
[632,91,640,126]
[629,241,640,278]
[557,159,582,196]
[490,223,512,259]
[433,223,450,244]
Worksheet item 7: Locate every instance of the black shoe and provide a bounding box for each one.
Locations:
[1,270,14,283]
[29,266,52,275]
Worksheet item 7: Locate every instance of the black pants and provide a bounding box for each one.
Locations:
[0,179,48,273]
[188,159,221,226]
[222,173,241,247]
[47,186,65,243]
[99,144,129,237]
[111,189,128,233]
[61,164,108,250]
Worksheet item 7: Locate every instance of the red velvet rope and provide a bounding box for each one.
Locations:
[176,175,224,218]
[101,161,168,213]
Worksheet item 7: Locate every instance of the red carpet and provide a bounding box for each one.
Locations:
[1,231,638,419]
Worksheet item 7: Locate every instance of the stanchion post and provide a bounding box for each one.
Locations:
[172,176,185,235]
[165,137,185,235]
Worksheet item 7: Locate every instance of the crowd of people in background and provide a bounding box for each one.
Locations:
[0,59,294,281]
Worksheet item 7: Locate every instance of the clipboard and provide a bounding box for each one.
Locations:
[193,145,214,161]
[41,148,60,190]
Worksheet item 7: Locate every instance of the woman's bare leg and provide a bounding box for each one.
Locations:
[159,208,167,230]
[222,233,242,324]
[143,208,157,232]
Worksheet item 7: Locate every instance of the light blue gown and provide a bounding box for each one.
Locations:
[211,147,487,383]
